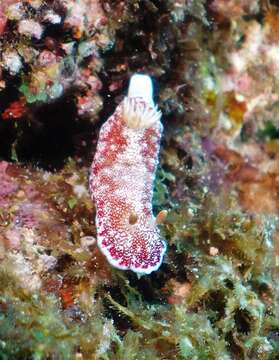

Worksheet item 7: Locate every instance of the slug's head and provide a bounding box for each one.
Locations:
[123,74,162,129]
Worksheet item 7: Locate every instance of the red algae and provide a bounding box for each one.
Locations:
[2,97,27,120]
[0,10,7,36]
[0,161,19,196]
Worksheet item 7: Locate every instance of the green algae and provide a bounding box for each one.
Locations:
[0,169,278,360]
[19,83,48,104]
[0,273,77,359]
[257,121,279,141]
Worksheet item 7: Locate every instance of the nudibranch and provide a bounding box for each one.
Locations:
[90,74,166,274]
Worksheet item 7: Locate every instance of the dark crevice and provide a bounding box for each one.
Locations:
[102,287,133,333]
[234,309,251,335]
[204,290,226,322]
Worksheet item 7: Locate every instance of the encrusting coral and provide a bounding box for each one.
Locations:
[0,0,278,359]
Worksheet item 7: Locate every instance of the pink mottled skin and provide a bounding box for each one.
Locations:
[90,97,166,274]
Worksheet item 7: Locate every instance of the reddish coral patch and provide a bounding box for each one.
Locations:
[2,97,27,120]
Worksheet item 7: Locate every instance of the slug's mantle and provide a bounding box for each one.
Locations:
[90,74,166,274]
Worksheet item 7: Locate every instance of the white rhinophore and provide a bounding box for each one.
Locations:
[128,74,155,107]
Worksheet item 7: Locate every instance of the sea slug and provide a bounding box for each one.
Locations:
[90,74,166,274]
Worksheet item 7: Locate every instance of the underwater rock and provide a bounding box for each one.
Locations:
[0,0,114,136]
[18,19,44,39]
